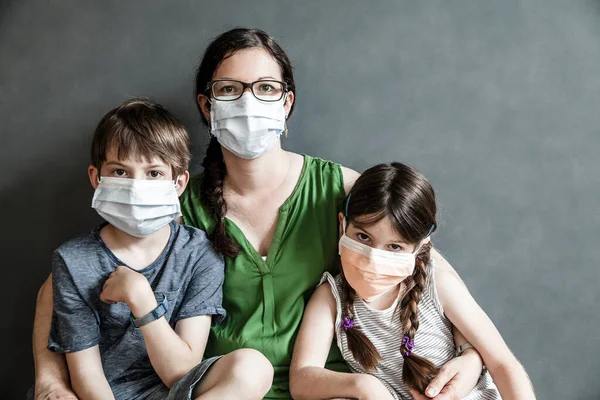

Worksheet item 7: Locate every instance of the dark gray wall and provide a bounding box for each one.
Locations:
[1,1,599,398]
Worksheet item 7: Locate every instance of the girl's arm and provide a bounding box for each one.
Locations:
[32,275,77,399]
[436,268,536,399]
[66,346,114,400]
[289,282,394,400]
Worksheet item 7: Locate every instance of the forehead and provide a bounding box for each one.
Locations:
[103,147,168,168]
[212,48,283,82]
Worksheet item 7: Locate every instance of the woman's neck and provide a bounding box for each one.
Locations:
[222,141,290,195]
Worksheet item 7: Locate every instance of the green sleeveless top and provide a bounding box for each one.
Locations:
[179,155,350,398]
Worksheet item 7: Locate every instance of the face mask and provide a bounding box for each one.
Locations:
[91,177,181,238]
[210,92,286,159]
[338,218,431,302]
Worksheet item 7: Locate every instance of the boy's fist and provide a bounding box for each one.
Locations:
[100,266,157,317]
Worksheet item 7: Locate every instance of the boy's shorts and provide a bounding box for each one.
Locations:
[143,356,222,400]
[26,355,222,400]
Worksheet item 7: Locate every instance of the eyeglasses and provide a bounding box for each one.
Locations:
[206,79,287,102]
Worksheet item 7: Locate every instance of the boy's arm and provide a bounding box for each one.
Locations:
[66,347,114,400]
[137,306,212,388]
[100,243,226,388]
[436,268,536,399]
[32,275,78,399]
[289,282,394,400]
[101,267,215,387]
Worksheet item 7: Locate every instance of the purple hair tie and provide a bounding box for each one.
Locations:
[342,316,355,331]
[401,335,415,357]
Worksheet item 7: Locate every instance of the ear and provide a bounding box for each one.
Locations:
[197,94,211,123]
[175,171,190,196]
[88,165,100,189]
[338,212,346,237]
[284,91,295,119]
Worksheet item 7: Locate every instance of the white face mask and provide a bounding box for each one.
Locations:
[91,177,181,238]
[210,92,286,159]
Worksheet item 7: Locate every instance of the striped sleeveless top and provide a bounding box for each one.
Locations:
[320,261,501,400]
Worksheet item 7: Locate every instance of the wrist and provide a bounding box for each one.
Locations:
[461,347,484,370]
[127,283,157,318]
[34,374,70,396]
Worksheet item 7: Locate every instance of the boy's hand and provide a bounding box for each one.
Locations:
[100,266,157,317]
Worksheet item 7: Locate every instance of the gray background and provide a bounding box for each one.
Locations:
[1,1,599,399]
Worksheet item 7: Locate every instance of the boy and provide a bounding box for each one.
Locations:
[48,98,225,400]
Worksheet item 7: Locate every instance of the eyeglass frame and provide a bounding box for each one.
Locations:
[205,79,288,102]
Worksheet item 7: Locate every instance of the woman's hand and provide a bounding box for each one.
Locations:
[409,349,483,399]
[34,382,79,400]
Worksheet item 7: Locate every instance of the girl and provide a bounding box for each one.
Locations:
[290,163,535,399]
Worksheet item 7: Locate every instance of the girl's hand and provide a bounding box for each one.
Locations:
[354,374,396,400]
[409,349,483,399]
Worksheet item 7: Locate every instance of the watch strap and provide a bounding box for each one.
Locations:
[130,294,168,328]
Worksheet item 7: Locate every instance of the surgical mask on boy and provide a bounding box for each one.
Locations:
[91,177,181,238]
[210,92,286,159]
[338,218,431,302]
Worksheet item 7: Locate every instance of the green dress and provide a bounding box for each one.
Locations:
[180,155,350,398]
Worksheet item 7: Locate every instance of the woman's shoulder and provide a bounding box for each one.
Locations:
[299,153,359,197]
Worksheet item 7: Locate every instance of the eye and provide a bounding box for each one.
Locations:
[388,244,404,252]
[257,83,275,93]
[148,171,163,179]
[356,232,370,242]
[112,169,126,177]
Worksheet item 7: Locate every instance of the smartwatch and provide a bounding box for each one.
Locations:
[130,294,168,328]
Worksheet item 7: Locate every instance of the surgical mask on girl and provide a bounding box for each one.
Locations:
[209,92,286,159]
[338,218,431,302]
[91,177,181,238]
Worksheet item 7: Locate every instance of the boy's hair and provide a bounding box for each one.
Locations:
[341,162,439,394]
[91,98,191,178]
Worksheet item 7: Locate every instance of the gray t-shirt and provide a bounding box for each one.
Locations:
[48,221,226,399]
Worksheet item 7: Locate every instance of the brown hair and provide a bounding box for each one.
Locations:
[341,162,439,394]
[194,28,296,257]
[91,98,191,178]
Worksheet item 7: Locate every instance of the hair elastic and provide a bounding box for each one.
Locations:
[401,335,415,357]
[342,316,355,331]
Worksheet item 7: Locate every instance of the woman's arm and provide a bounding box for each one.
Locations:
[341,167,360,196]
[32,275,77,399]
[436,268,536,399]
[66,347,114,400]
[289,282,394,400]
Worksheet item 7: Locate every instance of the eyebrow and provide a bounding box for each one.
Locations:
[104,161,125,167]
[214,76,279,81]
[351,221,410,245]
[103,161,168,169]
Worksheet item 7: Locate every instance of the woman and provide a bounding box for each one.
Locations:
[32,28,485,399]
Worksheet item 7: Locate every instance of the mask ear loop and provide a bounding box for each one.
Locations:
[412,224,436,254]
[342,193,352,233]
[283,92,290,137]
